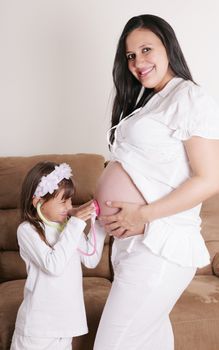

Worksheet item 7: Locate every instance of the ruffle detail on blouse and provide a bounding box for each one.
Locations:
[172,125,219,141]
[142,219,210,268]
[165,83,219,141]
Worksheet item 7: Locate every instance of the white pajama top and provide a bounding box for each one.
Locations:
[14,217,106,338]
[109,77,219,268]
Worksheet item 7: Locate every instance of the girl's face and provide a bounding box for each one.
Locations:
[40,189,72,223]
[126,28,173,91]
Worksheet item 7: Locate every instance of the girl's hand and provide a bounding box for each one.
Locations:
[68,200,96,222]
[99,201,148,238]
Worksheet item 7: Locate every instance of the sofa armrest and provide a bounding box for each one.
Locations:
[212,252,219,277]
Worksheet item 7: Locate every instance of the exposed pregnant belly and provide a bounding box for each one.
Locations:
[94,161,146,216]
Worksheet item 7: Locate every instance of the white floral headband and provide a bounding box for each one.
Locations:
[34,163,73,198]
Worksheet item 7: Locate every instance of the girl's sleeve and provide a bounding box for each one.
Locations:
[17,217,86,276]
[78,221,107,268]
[170,85,219,141]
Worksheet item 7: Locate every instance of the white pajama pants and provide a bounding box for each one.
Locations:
[10,331,73,350]
[94,236,196,350]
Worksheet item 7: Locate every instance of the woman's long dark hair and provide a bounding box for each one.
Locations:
[110,14,194,143]
[20,161,74,246]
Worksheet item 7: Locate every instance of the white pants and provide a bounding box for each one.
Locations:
[10,331,73,350]
[94,236,196,350]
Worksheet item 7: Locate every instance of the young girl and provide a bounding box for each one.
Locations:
[10,161,106,350]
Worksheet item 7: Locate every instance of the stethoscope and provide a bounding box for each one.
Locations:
[37,200,100,256]
[77,200,100,256]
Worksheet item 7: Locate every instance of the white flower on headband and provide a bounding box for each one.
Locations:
[34,163,73,198]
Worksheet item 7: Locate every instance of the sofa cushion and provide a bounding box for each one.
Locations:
[0,279,24,350]
[0,209,25,283]
[197,194,219,275]
[170,275,219,350]
[213,252,219,277]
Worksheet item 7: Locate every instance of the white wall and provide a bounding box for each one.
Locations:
[0,0,218,158]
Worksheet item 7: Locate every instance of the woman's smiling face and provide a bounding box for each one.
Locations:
[126,28,174,92]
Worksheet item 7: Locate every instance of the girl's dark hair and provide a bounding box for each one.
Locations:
[20,161,75,246]
[110,14,194,143]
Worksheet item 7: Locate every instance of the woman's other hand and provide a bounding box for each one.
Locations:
[99,201,148,238]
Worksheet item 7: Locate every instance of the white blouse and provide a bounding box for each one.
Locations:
[14,217,106,338]
[109,77,219,268]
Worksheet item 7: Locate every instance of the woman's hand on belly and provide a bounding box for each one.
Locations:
[99,201,147,238]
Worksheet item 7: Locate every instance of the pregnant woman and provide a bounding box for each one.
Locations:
[93,14,219,350]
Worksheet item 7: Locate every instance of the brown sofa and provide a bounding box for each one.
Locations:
[0,153,219,350]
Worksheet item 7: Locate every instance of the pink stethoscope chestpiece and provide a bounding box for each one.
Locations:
[93,199,100,216]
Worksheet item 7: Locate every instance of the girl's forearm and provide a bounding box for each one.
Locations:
[142,176,219,223]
